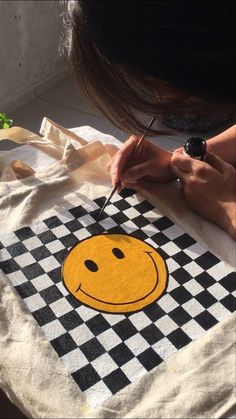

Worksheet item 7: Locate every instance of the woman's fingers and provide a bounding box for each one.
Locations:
[121,161,151,183]
[108,135,140,185]
[205,152,228,173]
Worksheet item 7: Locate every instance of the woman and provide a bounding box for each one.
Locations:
[67,1,236,239]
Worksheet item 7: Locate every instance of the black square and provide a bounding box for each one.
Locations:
[38,231,57,245]
[108,226,127,235]
[31,246,51,261]
[40,285,63,304]
[86,314,110,336]
[144,304,165,322]
[103,368,130,394]
[172,251,192,266]
[111,212,130,225]
[59,310,83,330]
[154,247,169,261]
[59,234,78,249]
[22,262,45,280]
[65,219,84,233]
[113,199,131,211]
[33,305,56,326]
[80,338,106,362]
[171,267,192,284]
[86,223,105,235]
[15,282,37,299]
[120,189,136,199]
[132,215,150,228]
[138,348,162,371]
[65,294,82,308]
[170,287,193,305]
[48,267,61,283]
[168,328,191,349]
[195,311,218,330]
[0,259,20,274]
[109,343,133,367]
[113,318,137,341]
[94,196,106,207]
[69,205,88,218]
[220,295,236,312]
[131,230,147,241]
[195,290,217,308]
[219,273,236,293]
[134,200,154,214]
[152,216,174,231]
[195,272,215,289]
[15,227,34,241]
[53,249,68,264]
[51,333,77,357]
[173,234,196,250]
[72,364,101,391]
[44,216,62,229]
[151,232,169,246]
[168,306,192,326]
[140,324,164,345]
[7,242,28,257]
[195,252,219,270]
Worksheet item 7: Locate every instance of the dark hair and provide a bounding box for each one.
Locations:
[68,0,236,134]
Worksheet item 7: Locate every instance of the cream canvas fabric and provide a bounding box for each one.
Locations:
[0,118,235,418]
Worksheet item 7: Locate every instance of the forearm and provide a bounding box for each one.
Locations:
[206,125,236,166]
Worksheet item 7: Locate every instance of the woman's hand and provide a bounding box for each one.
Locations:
[106,135,175,191]
[171,150,236,239]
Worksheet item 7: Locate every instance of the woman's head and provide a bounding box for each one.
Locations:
[67,1,236,133]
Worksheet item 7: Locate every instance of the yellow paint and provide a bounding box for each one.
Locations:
[62,234,168,313]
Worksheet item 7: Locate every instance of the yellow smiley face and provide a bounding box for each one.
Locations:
[62,234,168,313]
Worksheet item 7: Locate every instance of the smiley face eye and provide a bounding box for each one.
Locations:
[112,247,125,259]
[84,259,98,272]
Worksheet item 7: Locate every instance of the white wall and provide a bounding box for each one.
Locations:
[0,0,68,113]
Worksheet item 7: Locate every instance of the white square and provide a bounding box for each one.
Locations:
[123,207,140,219]
[22,236,43,251]
[157,294,179,313]
[73,228,91,241]
[31,223,48,235]
[38,256,60,272]
[182,319,205,340]
[184,243,206,259]
[208,283,229,300]
[143,209,158,223]
[166,258,180,274]
[125,196,138,206]
[0,248,11,261]
[121,357,146,382]
[14,253,36,268]
[31,274,54,292]
[207,262,234,281]
[184,261,204,277]
[167,276,180,292]
[144,238,158,249]
[57,212,74,223]
[183,299,204,317]
[85,380,112,408]
[143,224,158,238]
[78,214,95,227]
[42,319,66,340]
[105,204,119,216]
[56,281,69,296]
[7,270,28,286]
[1,233,18,247]
[102,313,125,326]
[99,218,117,230]
[208,302,230,321]
[125,334,149,356]
[70,323,94,346]
[155,315,178,335]
[128,312,152,331]
[91,353,117,378]
[120,220,138,232]
[153,337,177,360]
[50,298,72,317]
[62,348,88,373]
[163,225,183,240]
[97,329,122,351]
[161,242,181,256]
[24,293,46,312]
[184,279,204,296]
[76,305,100,321]
[46,240,65,253]
[51,225,70,238]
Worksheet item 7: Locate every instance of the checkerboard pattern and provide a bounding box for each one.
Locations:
[0,190,235,407]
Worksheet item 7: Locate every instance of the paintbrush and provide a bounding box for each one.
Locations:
[97,116,155,220]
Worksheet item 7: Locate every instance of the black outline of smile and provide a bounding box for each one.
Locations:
[75,251,159,305]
